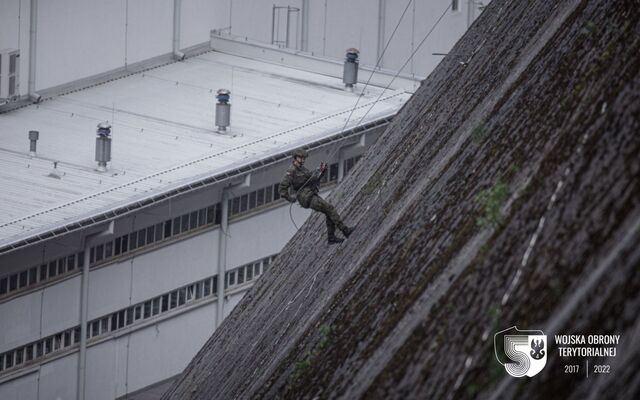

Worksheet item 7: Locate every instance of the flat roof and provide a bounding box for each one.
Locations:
[0,48,412,253]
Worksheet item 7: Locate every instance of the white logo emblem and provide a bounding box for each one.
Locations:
[494,326,547,377]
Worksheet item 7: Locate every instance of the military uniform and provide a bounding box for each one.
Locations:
[279,161,352,242]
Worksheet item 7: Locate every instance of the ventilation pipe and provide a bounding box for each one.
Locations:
[28,130,39,156]
[172,0,185,60]
[343,48,359,92]
[95,122,112,172]
[28,0,41,102]
[215,89,231,133]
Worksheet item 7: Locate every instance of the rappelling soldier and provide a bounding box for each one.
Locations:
[279,149,354,244]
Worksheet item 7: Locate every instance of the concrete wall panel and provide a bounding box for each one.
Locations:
[126,0,174,64]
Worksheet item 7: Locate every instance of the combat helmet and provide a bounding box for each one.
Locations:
[292,149,308,159]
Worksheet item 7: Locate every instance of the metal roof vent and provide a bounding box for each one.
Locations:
[343,48,359,92]
[216,89,231,133]
[28,130,39,157]
[95,122,112,172]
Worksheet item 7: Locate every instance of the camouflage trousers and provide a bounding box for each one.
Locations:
[308,195,346,237]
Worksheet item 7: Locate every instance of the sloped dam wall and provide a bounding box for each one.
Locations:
[163,0,639,398]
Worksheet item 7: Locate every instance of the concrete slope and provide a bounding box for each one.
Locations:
[163,0,640,398]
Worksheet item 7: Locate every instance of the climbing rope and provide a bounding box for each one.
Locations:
[287,0,453,229]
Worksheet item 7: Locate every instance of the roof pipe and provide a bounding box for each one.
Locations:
[172,0,185,61]
[28,0,42,103]
[377,0,386,68]
[301,0,309,51]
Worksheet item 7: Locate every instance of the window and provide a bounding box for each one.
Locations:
[36,341,44,357]
[144,301,152,318]
[0,277,6,295]
[19,271,28,288]
[105,241,113,258]
[263,256,273,272]
[152,298,160,315]
[256,188,265,207]
[44,338,52,355]
[164,219,173,238]
[137,229,146,248]
[173,217,181,236]
[203,279,212,296]
[272,184,280,200]
[330,163,339,181]
[265,185,273,203]
[228,271,236,286]
[212,276,218,294]
[198,208,206,227]
[451,0,459,12]
[249,191,257,209]
[39,264,47,281]
[0,354,4,371]
[345,158,355,175]
[161,294,169,312]
[147,225,155,245]
[238,268,245,284]
[254,263,260,277]
[240,194,248,213]
[189,211,198,230]
[186,286,194,301]
[29,267,38,285]
[129,231,138,251]
[53,334,62,351]
[206,206,215,224]
[120,236,128,254]
[64,331,71,347]
[155,223,163,241]
[181,214,189,232]
[74,327,81,343]
[111,314,118,332]
[67,254,76,271]
[114,237,122,256]
[118,310,125,329]
[95,244,104,262]
[215,204,222,225]
[232,197,240,215]
[48,262,57,279]
[9,274,17,291]
[170,291,178,309]
[126,308,134,325]
[134,305,142,320]
[89,248,95,265]
[57,257,66,274]
[6,352,13,368]
[195,282,203,299]
[247,265,253,281]
[178,288,186,306]
[101,318,109,334]
[26,345,34,361]
[15,348,23,365]
[91,321,100,337]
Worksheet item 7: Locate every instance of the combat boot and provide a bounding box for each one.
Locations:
[328,235,344,245]
[341,226,355,238]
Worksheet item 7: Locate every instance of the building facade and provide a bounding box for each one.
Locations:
[0,1,485,398]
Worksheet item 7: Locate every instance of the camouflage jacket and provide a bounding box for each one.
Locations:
[278,164,323,208]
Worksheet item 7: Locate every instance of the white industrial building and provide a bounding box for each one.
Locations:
[0,1,485,399]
